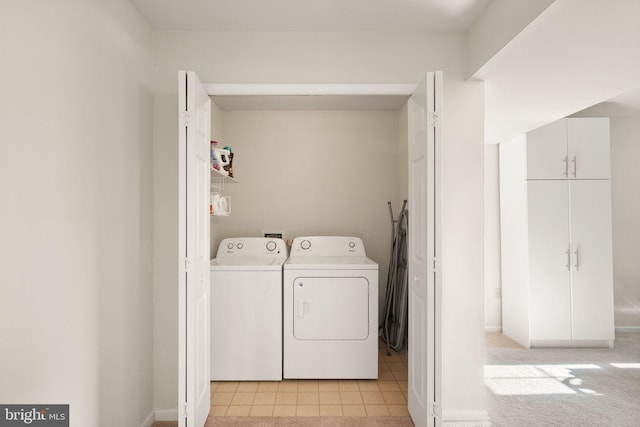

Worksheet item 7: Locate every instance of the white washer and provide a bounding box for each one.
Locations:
[210,237,287,381]
[283,236,378,379]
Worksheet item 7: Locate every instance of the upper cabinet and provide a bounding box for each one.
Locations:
[526,118,610,180]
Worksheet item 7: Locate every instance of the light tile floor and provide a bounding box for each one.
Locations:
[210,340,408,417]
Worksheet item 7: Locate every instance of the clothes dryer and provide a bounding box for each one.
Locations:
[283,236,378,379]
[210,237,287,381]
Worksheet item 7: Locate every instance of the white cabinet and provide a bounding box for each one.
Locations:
[526,118,610,180]
[526,180,572,341]
[527,180,614,343]
[569,180,615,340]
[499,118,614,348]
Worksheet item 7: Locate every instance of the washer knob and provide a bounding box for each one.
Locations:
[236,243,243,249]
[226,242,234,249]
[349,241,356,249]
[300,239,311,250]
[266,241,277,251]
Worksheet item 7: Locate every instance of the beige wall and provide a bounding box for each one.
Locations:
[397,103,409,202]
[211,109,400,314]
[152,30,486,421]
[0,1,155,426]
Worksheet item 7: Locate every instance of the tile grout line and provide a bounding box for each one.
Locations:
[210,343,409,417]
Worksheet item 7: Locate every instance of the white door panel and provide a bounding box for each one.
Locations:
[569,180,615,340]
[527,181,572,340]
[178,70,211,427]
[567,118,610,179]
[293,277,369,340]
[408,72,441,427]
[527,119,568,179]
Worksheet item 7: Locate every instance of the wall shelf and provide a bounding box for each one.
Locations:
[211,167,238,192]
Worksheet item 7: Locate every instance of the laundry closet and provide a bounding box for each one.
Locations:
[181,74,443,424]
[208,95,411,314]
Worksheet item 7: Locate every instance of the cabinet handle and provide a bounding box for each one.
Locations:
[572,156,577,177]
[565,249,571,270]
[563,156,569,177]
[298,300,305,318]
[574,248,580,271]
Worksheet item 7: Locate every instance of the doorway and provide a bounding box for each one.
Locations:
[178,76,442,426]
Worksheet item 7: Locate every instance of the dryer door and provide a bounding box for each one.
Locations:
[293,277,370,340]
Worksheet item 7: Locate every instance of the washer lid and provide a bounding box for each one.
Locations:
[215,237,288,258]
[211,257,286,271]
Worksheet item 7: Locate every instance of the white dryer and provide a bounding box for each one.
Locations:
[210,237,287,381]
[283,236,378,379]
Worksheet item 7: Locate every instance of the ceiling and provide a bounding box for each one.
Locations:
[130,0,490,32]
[473,0,640,143]
[132,0,640,141]
[131,0,489,111]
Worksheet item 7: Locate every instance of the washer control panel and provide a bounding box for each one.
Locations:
[291,236,366,257]
[216,237,287,257]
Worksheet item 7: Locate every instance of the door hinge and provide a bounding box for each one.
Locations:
[429,256,438,273]
[181,110,191,127]
[430,401,441,418]
[183,402,189,419]
[184,257,192,273]
[431,111,439,128]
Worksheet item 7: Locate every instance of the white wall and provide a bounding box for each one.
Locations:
[211,110,399,314]
[609,116,640,328]
[440,77,486,422]
[484,145,502,332]
[466,0,554,77]
[151,30,486,421]
[0,1,155,426]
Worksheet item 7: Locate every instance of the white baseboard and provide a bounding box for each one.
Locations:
[154,409,178,421]
[444,422,492,427]
[140,412,155,427]
[484,326,502,333]
[443,410,491,427]
[615,326,640,332]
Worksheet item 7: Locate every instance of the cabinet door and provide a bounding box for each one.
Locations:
[526,119,568,179]
[569,180,615,340]
[567,118,610,179]
[527,180,572,340]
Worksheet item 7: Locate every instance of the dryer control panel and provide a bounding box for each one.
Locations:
[290,236,366,257]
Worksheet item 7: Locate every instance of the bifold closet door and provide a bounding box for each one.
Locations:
[527,180,572,340]
[569,180,615,340]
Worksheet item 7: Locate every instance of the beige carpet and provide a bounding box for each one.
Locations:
[485,331,640,426]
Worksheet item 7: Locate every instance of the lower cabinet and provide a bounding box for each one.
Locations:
[527,180,615,345]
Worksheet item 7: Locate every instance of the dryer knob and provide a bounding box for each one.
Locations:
[266,241,277,251]
[300,239,311,250]
[226,242,234,249]
[236,243,244,249]
[349,241,356,249]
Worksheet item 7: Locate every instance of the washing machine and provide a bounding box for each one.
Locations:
[283,236,378,379]
[210,237,287,381]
